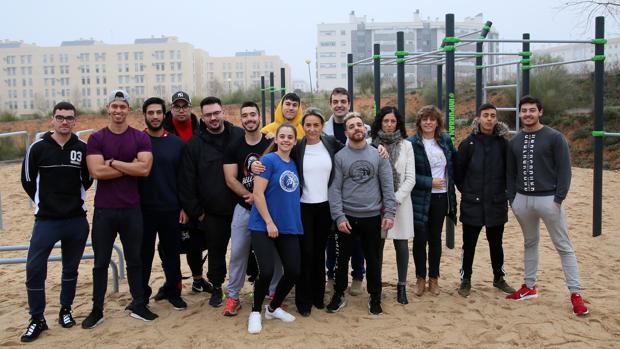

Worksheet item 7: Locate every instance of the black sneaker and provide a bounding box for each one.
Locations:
[458,279,472,298]
[81,309,104,329]
[127,303,158,322]
[20,318,48,342]
[58,306,76,328]
[493,277,516,294]
[192,278,214,294]
[209,287,224,308]
[168,295,188,311]
[368,295,383,315]
[153,286,167,301]
[326,293,346,313]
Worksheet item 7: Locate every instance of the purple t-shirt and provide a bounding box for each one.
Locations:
[87,126,152,208]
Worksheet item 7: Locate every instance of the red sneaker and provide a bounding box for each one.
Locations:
[222,298,241,316]
[506,284,538,300]
[571,293,589,316]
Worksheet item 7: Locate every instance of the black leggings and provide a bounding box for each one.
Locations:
[296,202,332,311]
[251,232,300,312]
[460,224,506,281]
[413,193,447,278]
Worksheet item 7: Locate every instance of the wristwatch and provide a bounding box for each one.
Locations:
[108,159,114,167]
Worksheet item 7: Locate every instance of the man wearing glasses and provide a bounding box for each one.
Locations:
[178,96,243,307]
[83,89,155,328]
[20,102,93,342]
[163,91,198,143]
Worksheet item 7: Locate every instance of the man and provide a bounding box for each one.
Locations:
[163,90,199,142]
[506,95,589,316]
[261,92,304,139]
[324,87,366,297]
[454,103,515,298]
[326,112,396,315]
[139,97,187,310]
[178,96,243,307]
[82,89,155,329]
[162,91,211,296]
[222,101,282,316]
[20,102,92,342]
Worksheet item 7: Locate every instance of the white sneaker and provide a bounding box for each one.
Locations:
[248,312,262,334]
[264,305,296,322]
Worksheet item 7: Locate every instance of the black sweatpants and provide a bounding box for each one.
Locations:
[334,215,384,297]
[141,209,182,299]
[26,217,89,319]
[460,224,506,281]
[413,193,447,278]
[91,207,144,310]
[200,214,232,287]
[295,202,332,312]
[251,232,300,312]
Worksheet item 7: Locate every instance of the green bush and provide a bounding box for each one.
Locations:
[571,128,591,141]
[0,111,18,122]
[0,137,25,160]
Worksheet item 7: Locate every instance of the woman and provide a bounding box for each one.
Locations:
[293,108,343,316]
[247,124,302,334]
[407,105,457,296]
[370,106,415,304]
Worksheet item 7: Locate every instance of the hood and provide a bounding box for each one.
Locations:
[163,110,198,131]
[470,119,510,137]
[261,98,305,139]
[43,131,79,147]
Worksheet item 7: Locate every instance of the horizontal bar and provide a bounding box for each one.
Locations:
[603,132,620,137]
[481,60,522,69]
[0,131,27,138]
[457,51,523,56]
[459,38,594,44]
[529,58,593,69]
[496,107,517,112]
[350,57,374,66]
[484,84,517,90]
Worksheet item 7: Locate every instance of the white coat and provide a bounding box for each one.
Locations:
[385,139,416,240]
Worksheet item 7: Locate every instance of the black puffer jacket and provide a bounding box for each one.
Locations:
[177,120,243,218]
[454,120,509,227]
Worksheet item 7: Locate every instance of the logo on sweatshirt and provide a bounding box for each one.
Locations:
[279,170,299,192]
[349,160,374,184]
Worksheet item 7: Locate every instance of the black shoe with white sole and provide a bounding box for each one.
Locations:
[81,309,104,329]
[326,293,346,313]
[126,303,158,322]
[168,295,188,311]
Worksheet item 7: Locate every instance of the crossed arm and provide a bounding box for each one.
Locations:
[86,151,153,180]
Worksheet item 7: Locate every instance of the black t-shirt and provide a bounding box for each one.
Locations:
[223,135,271,210]
[333,121,346,144]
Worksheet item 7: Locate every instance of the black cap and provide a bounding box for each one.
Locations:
[172,91,191,104]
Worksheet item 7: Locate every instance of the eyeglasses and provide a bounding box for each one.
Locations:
[203,110,223,118]
[54,115,76,122]
[172,105,191,112]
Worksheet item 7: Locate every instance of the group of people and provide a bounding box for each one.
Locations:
[19,86,589,341]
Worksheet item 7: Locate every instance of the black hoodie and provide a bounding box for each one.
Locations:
[21,132,93,219]
[177,120,243,218]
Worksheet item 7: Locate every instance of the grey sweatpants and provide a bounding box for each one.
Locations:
[227,204,282,299]
[511,193,581,293]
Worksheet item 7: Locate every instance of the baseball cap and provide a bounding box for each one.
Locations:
[107,89,131,105]
[172,91,191,104]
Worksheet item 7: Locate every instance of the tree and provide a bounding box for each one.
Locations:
[356,71,374,96]
[560,1,619,27]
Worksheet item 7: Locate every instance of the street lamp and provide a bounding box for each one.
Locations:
[304,59,313,94]
[227,78,232,95]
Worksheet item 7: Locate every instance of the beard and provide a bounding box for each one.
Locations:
[146,120,163,132]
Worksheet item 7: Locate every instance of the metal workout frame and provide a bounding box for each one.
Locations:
[347,14,609,238]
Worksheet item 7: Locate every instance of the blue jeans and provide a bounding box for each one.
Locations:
[26,217,89,319]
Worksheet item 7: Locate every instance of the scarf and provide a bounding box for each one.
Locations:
[373,130,402,192]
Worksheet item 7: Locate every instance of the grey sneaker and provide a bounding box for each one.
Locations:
[458,279,471,298]
[493,278,516,294]
[349,279,363,296]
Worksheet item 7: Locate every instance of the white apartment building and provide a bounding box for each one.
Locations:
[316,11,500,92]
[0,37,290,116]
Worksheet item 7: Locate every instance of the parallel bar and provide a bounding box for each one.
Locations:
[593,16,605,237]
[396,32,405,115]
[374,43,381,117]
[496,107,517,111]
[280,67,286,99]
[484,84,517,90]
[459,38,594,44]
[481,60,522,69]
[528,58,593,70]
[437,64,443,109]
[445,13,455,250]
[522,33,531,97]
[603,132,620,137]
[348,54,354,111]
[269,72,275,123]
[260,76,266,126]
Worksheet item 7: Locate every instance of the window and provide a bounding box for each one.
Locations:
[153,50,165,60]
[320,30,336,36]
[320,41,336,47]
[320,52,337,58]
[320,74,337,79]
[95,52,105,61]
[320,63,337,69]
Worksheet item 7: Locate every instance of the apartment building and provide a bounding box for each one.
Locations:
[533,36,620,73]
[0,37,290,116]
[316,11,500,92]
